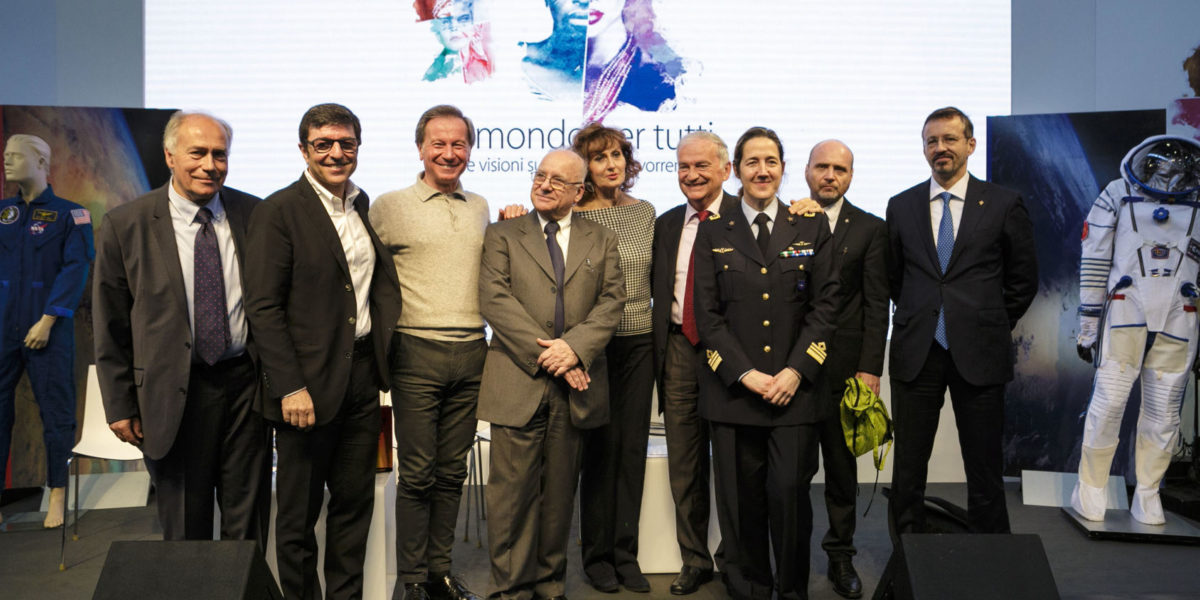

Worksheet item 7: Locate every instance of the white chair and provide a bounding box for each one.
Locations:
[60,365,148,570]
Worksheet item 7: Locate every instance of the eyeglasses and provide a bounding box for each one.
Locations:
[306,138,359,155]
[532,172,583,192]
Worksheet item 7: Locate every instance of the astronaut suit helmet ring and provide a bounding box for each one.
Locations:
[1123,135,1200,202]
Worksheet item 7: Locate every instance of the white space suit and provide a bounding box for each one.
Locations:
[1074,135,1200,524]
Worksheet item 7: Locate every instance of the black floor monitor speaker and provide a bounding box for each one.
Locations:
[93,540,281,600]
[874,533,1060,600]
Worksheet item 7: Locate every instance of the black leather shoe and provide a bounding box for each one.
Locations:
[828,559,863,599]
[670,566,713,595]
[617,564,650,593]
[427,573,481,600]
[586,564,620,593]
[403,583,432,600]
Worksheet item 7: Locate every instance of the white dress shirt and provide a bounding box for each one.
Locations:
[536,210,573,265]
[304,169,374,339]
[671,195,724,325]
[742,197,779,237]
[823,197,845,234]
[929,174,970,246]
[167,181,247,359]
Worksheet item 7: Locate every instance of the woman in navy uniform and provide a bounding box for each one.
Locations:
[693,127,840,600]
[0,134,94,528]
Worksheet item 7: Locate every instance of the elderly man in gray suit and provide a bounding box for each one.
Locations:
[478,149,626,600]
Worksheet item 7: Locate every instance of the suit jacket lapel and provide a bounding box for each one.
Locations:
[150,188,190,323]
[911,183,940,271]
[517,212,557,282]
[224,192,249,266]
[948,177,986,272]
[564,218,596,284]
[723,203,764,266]
[295,177,352,281]
[832,199,856,250]
[765,201,802,264]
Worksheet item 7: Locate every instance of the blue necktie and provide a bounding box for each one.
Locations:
[545,221,566,338]
[935,192,953,349]
[194,207,231,364]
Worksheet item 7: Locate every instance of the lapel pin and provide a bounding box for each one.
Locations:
[978,200,984,206]
[787,215,795,223]
[728,220,735,227]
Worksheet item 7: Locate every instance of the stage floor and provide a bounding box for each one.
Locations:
[3,482,1199,599]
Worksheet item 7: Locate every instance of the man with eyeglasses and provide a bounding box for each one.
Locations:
[477,149,626,600]
[369,105,488,600]
[244,103,402,600]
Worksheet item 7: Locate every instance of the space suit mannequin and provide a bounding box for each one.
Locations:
[1074,135,1200,525]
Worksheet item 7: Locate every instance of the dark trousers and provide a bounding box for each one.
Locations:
[580,332,654,579]
[389,332,486,588]
[486,383,583,600]
[0,322,76,488]
[711,421,819,600]
[660,330,713,570]
[817,385,858,560]
[274,345,381,600]
[142,353,270,544]
[889,342,1010,536]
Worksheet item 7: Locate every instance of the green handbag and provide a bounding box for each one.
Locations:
[839,376,893,471]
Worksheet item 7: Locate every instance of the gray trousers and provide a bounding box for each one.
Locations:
[389,332,486,586]
[486,383,583,600]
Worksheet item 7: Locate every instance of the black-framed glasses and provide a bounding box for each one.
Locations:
[532,172,582,192]
[306,138,359,155]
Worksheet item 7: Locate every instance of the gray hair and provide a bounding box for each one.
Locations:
[6,134,51,167]
[162,111,233,154]
[678,131,729,166]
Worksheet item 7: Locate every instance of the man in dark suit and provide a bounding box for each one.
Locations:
[650,131,737,595]
[694,128,840,600]
[94,111,269,544]
[886,107,1038,536]
[244,103,401,600]
[801,140,888,599]
[477,149,625,600]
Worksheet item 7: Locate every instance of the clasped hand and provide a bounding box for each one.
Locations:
[742,368,801,406]
[537,338,589,391]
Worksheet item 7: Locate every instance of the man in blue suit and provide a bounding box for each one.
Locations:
[885,107,1038,536]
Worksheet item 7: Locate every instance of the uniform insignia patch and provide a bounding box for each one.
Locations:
[29,221,48,235]
[790,241,813,247]
[32,209,57,222]
[779,248,814,258]
[0,206,17,224]
[806,341,827,364]
[71,208,91,225]
[1151,245,1170,260]
[1188,239,1200,263]
[706,349,722,372]
[712,247,734,253]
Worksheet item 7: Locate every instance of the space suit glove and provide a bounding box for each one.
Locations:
[1077,314,1099,363]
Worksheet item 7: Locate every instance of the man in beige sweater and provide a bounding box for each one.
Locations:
[369,105,489,600]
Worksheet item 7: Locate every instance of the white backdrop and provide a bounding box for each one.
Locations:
[146,0,1010,218]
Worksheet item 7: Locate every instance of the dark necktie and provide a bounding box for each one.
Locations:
[935,192,954,348]
[194,206,231,365]
[754,212,772,258]
[545,220,566,338]
[681,209,711,345]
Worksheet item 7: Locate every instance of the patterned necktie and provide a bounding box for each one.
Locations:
[681,209,711,345]
[544,220,566,338]
[754,212,771,258]
[935,192,954,349]
[194,207,231,365]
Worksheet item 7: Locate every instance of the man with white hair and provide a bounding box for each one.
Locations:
[1,134,93,528]
[94,111,269,544]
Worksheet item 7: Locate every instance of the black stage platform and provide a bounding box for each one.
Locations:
[4,482,1200,600]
